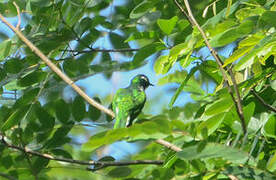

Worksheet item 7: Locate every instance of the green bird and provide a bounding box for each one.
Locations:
[112,74,153,129]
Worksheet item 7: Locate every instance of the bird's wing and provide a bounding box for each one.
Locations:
[112,88,135,129]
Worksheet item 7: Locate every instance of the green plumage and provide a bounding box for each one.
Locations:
[112,74,153,129]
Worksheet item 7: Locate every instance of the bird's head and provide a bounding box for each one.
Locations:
[130,74,154,90]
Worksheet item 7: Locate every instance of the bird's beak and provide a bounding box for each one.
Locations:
[149,83,154,86]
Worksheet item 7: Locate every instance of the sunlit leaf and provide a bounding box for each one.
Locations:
[157,16,178,35]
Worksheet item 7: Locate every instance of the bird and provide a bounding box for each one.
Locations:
[112,74,153,129]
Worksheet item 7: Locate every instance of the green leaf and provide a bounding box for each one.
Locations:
[55,99,70,124]
[223,46,254,67]
[177,143,248,164]
[1,105,29,131]
[267,152,276,172]
[33,157,49,174]
[210,18,255,47]
[129,1,155,19]
[154,55,171,74]
[108,167,132,178]
[125,31,158,42]
[14,88,40,108]
[109,33,129,49]
[197,113,225,137]
[34,103,55,130]
[45,125,73,149]
[243,102,255,125]
[204,96,233,116]
[264,115,276,139]
[222,166,275,180]
[169,67,199,108]
[82,117,171,151]
[50,149,72,159]
[17,71,47,87]
[235,33,276,71]
[157,16,178,35]
[88,97,101,121]
[72,96,86,122]
[157,70,188,85]
[4,58,24,74]
[133,42,166,65]
[259,11,276,28]
[0,39,11,60]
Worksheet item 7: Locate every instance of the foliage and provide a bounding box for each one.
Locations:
[0,0,276,179]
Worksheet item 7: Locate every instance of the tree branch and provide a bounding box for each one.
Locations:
[0,13,114,117]
[0,11,183,152]
[0,134,163,170]
[251,89,276,113]
[60,48,140,55]
[174,0,246,134]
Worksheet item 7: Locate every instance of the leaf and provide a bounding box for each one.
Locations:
[72,96,86,122]
[264,115,276,139]
[129,1,155,19]
[223,166,275,180]
[154,55,171,74]
[51,149,72,159]
[88,97,101,121]
[157,16,178,35]
[17,71,47,87]
[1,105,29,131]
[204,96,233,116]
[108,167,132,178]
[133,42,166,65]
[4,58,24,74]
[45,126,73,149]
[210,18,255,47]
[33,157,49,174]
[225,0,232,17]
[34,103,55,130]
[157,70,188,85]
[197,113,225,137]
[82,117,171,152]
[235,33,276,71]
[223,46,254,67]
[267,152,276,172]
[259,11,276,28]
[243,102,255,125]
[55,99,70,124]
[177,143,248,164]
[125,31,158,42]
[14,88,40,108]
[169,67,199,108]
[0,39,11,60]
[109,33,129,49]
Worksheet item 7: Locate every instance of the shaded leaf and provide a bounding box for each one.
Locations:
[0,39,11,60]
[177,143,248,164]
[72,96,86,122]
[108,167,132,178]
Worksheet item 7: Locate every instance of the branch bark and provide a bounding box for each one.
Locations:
[0,134,163,170]
[60,48,140,55]
[174,0,246,134]
[251,89,276,113]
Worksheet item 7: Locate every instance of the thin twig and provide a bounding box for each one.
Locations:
[155,139,182,152]
[0,172,17,180]
[0,134,163,170]
[174,0,246,134]
[251,89,276,113]
[60,48,140,55]
[12,2,21,29]
[0,11,183,153]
